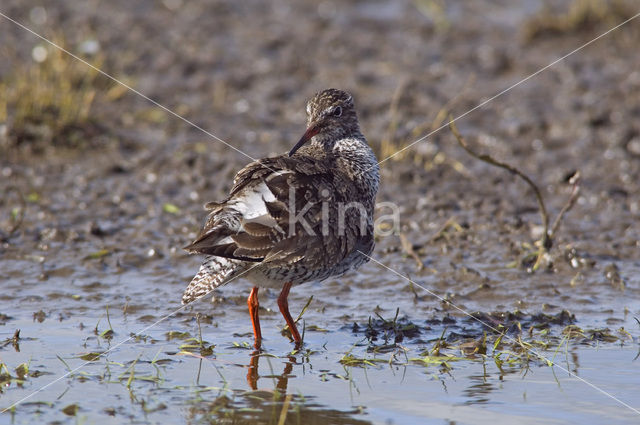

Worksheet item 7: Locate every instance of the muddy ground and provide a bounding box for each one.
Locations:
[1,0,639,424]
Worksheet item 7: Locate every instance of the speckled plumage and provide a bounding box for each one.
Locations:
[182,89,380,308]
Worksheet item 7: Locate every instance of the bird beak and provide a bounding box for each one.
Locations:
[289,124,320,156]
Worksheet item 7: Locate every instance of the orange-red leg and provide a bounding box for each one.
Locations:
[247,286,262,349]
[278,281,301,345]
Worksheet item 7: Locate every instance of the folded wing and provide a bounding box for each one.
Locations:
[184,155,365,271]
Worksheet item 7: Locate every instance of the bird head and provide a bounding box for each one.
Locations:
[289,88,360,156]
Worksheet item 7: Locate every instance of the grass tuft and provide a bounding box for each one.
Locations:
[0,37,111,154]
[523,0,637,42]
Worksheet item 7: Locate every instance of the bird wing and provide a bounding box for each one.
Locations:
[184,155,366,270]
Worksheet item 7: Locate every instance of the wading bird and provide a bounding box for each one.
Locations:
[182,88,379,348]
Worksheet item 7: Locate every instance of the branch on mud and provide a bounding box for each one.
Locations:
[448,118,580,271]
[449,119,550,248]
[399,232,424,270]
[550,171,581,238]
[427,216,464,244]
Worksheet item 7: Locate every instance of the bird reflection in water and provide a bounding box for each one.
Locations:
[246,350,295,391]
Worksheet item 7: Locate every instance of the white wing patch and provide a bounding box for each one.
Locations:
[232,181,276,219]
[232,170,291,220]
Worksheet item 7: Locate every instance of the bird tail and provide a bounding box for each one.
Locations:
[181,256,245,304]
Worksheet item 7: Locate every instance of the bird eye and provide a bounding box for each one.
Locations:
[332,106,342,117]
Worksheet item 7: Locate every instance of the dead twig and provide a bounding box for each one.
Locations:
[399,232,424,270]
[449,118,580,271]
[428,216,464,244]
[449,118,551,248]
[550,171,581,238]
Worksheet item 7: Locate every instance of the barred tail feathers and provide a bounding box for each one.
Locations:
[182,256,244,304]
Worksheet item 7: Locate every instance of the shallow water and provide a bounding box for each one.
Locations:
[2,317,640,424]
[1,249,639,424]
